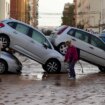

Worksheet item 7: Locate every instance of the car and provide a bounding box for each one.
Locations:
[0,18,64,73]
[99,35,105,42]
[48,25,68,44]
[0,51,22,74]
[49,25,105,72]
[101,29,105,35]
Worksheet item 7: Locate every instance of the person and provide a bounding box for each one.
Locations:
[64,40,79,80]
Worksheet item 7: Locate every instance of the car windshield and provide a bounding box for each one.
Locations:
[31,29,52,49]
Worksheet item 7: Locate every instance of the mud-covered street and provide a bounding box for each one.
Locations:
[0,55,105,105]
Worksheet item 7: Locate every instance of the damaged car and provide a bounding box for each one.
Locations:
[0,18,64,73]
[49,26,105,72]
[0,51,22,74]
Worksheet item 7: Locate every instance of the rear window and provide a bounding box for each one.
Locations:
[55,25,67,31]
[57,26,68,34]
[7,22,16,28]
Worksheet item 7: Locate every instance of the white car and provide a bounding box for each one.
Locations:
[49,25,105,72]
[0,18,64,73]
[0,51,22,74]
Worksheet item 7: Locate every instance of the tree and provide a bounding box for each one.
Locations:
[61,3,75,26]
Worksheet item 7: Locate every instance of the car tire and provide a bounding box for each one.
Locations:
[98,66,105,72]
[0,34,10,50]
[0,59,8,74]
[57,42,67,55]
[42,59,61,73]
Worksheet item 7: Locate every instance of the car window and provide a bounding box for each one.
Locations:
[90,35,105,50]
[74,30,89,43]
[67,29,75,36]
[100,37,105,42]
[32,30,52,49]
[7,22,16,28]
[15,23,29,35]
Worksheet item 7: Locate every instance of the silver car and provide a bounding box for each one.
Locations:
[0,51,22,74]
[0,18,64,73]
[49,25,105,72]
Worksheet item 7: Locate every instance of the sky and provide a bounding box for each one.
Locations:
[38,0,73,27]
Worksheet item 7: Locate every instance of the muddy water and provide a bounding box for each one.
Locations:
[0,58,105,105]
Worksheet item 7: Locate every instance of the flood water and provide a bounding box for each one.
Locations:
[0,55,105,105]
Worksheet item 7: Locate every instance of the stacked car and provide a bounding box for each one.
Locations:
[1,18,105,74]
[49,25,105,72]
[0,18,65,74]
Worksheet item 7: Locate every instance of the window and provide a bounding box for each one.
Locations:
[100,37,105,42]
[7,22,16,28]
[90,36,105,50]
[15,23,29,35]
[32,30,52,49]
[74,30,89,43]
[67,29,75,36]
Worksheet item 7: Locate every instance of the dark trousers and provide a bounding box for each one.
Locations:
[68,61,76,78]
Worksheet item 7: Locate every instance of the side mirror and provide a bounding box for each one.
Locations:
[43,42,48,49]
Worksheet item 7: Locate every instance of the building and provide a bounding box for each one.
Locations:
[100,0,105,30]
[73,0,77,26]
[10,0,27,23]
[10,0,38,27]
[74,0,101,32]
[0,0,10,21]
[28,0,38,27]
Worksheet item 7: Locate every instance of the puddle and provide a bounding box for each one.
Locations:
[20,72,44,80]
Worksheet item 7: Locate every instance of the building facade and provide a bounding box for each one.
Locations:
[0,0,10,21]
[100,0,105,30]
[28,0,38,27]
[10,0,27,23]
[74,0,102,32]
[10,0,38,27]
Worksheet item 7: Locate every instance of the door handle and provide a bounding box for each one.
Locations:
[13,31,18,34]
[89,46,94,49]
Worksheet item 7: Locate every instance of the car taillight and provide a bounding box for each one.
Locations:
[57,26,68,35]
[0,23,5,28]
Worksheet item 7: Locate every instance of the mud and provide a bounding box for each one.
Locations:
[0,57,105,105]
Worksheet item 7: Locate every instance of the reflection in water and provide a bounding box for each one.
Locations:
[20,72,44,80]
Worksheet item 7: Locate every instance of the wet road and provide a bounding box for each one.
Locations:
[0,56,105,105]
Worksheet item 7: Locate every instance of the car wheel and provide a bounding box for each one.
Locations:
[0,34,10,50]
[98,66,105,72]
[57,42,67,55]
[0,59,8,74]
[42,59,61,73]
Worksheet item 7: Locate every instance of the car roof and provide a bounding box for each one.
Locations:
[3,18,33,28]
[67,26,99,38]
[2,18,54,49]
[2,18,48,35]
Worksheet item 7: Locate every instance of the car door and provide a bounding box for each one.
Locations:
[67,29,93,61]
[7,22,33,57]
[68,29,105,66]
[26,28,53,64]
[88,35,105,66]
[13,23,35,56]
